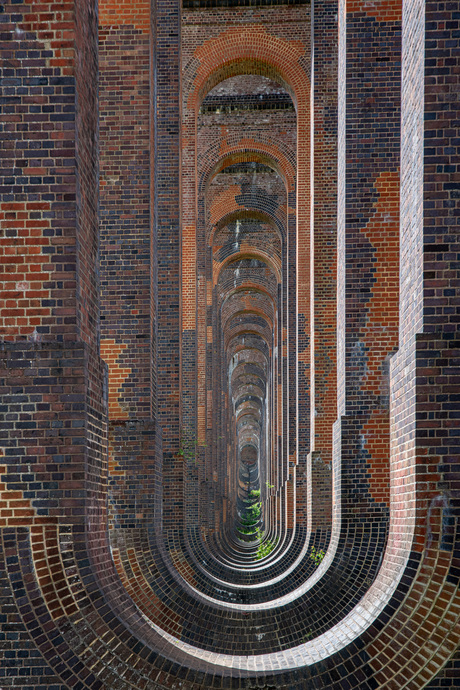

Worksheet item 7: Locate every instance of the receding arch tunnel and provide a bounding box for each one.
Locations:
[2,1,459,688]
[98,6,460,679]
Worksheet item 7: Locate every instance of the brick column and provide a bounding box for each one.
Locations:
[365,2,460,684]
[306,0,338,535]
[335,0,401,532]
[0,0,103,522]
[0,1,108,685]
[152,0,184,539]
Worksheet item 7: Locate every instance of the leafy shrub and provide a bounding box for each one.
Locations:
[255,530,277,560]
[310,546,325,565]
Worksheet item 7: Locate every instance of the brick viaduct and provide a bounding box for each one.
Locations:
[0,0,459,688]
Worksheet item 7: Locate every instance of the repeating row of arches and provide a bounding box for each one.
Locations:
[98,11,459,686]
[1,0,459,688]
[5,2,456,688]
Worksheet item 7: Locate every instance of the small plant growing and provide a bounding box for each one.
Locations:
[310,546,325,565]
[238,525,258,535]
[266,482,274,489]
[241,502,261,523]
[177,429,198,463]
[238,489,264,539]
[246,502,258,512]
[237,494,262,541]
[255,529,278,560]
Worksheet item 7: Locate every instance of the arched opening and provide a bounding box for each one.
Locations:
[188,68,298,567]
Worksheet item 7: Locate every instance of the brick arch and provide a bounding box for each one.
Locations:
[226,343,269,367]
[232,374,267,396]
[233,373,266,390]
[225,311,274,334]
[218,274,278,305]
[238,438,260,454]
[222,303,277,340]
[228,328,271,351]
[182,29,308,361]
[224,326,272,352]
[182,30,307,521]
[177,11,317,673]
[239,442,259,455]
[210,208,285,244]
[234,386,265,403]
[236,403,262,420]
[184,27,309,110]
[236,402,263,417]
[208,188,287,233]
[231,361,267,384]
[214,249,282,285]
[234,394,263,413]
[235,387,265,407]
[221,286,277,324]
[200,145,295,196]
[10,3,460,688]
[225,318,273,338]
[237,426,261,443]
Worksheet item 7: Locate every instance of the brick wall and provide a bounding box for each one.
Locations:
[1,2,95,345]
[0,0,459,687]
[99,16,151,421]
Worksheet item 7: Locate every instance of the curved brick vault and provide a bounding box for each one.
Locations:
[1,0,459,688]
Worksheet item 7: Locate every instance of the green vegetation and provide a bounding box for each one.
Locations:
[177,429,199,463]
[237,489,262,540]
[310,546,325,565]
[240,501,261,525]
[255,529,277,560]
[238,525,258,535]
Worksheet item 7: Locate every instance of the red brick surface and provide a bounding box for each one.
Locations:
[0,0,459,687]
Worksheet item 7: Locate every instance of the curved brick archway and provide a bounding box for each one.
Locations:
[1,0,460,688]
